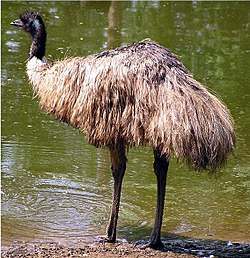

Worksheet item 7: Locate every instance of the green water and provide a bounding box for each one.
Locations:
[1,1,249,247]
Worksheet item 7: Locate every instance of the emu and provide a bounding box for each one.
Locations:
[11,11,235,249]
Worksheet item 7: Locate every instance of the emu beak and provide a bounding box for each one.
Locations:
[10,19,23,28]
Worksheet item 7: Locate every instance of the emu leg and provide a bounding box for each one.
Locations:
[149,149,169,249]
[106,141,127,242]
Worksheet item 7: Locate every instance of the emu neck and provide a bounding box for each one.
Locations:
[29,24,47,60]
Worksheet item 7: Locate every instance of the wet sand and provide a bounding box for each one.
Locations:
[2,238,250,258]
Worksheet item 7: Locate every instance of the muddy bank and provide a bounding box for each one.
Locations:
[2,239,250,258]
[1,242,196,258]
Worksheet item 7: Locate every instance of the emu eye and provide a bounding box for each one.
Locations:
[28,18,40,30]
[28,18,33,25]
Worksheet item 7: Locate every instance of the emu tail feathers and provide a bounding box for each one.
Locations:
[146,73,235,172]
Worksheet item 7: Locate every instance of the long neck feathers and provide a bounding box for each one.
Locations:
[29,19,47,60]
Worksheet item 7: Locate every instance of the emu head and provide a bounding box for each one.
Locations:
[11,11,47,59]
[10,11,45,38]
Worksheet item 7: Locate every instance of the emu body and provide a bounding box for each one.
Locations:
[11,11,235,248]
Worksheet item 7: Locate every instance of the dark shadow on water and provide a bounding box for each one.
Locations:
[118,225,250,258]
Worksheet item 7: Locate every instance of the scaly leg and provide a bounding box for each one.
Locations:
[149,149,169,249]
[106,140,127,242]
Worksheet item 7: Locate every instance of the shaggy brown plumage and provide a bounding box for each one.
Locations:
[27,39,235,172]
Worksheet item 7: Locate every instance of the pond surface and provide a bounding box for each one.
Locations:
[1,1,250,247]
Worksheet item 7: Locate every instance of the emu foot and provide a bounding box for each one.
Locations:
[98,235,116,244]
[148,240,165,250]
[136,240,165,250]
[106,237,116,243]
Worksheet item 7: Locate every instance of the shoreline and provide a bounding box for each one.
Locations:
[2,239,250,258]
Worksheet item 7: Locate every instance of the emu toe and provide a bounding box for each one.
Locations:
[106,237,116,243]
[148,240,165,250]
[149,232,165,249]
